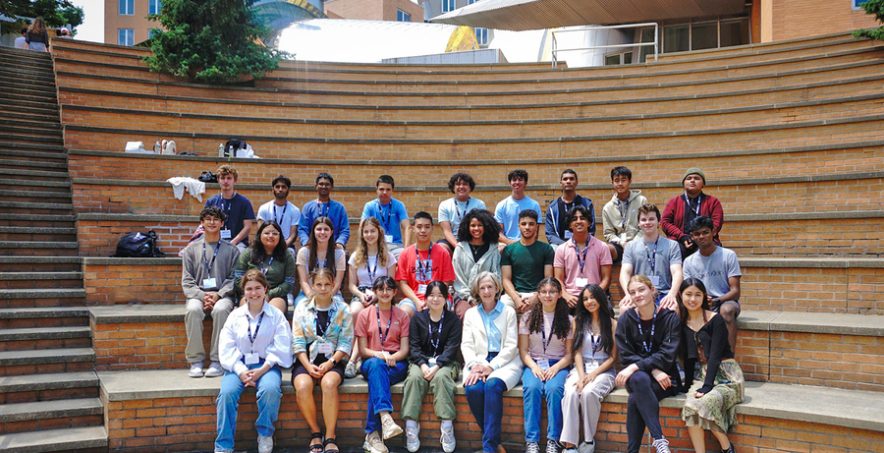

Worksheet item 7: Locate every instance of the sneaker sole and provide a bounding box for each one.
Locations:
[363,442,387,453]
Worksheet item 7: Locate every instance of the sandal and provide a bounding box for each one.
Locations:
[323,437,340,453]
[309,432,323,453]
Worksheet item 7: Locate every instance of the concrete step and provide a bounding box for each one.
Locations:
[0,98,58,115]
[0,425,107,453]
[0,168,69,181]
[0,371,99,405]
[0,146,66,161]
[0,307,89,329]
[0,132,63,146]
[0,109,59,124]
[0,200,73,216]
[0,123,63,138]
[0,241,79,257]
[0,214,74,229]
[0,178,71,193]
[0,287,86,308]
[0,326,91,351]
[0,76,56,93]
[0,347,95,377]
[0,397,103,434]
[0,158,67,171]
[0,141,65,153]
[0,189,72,205]
[0,256,80,272]
[0,271,82,289]
[0,226,77,242]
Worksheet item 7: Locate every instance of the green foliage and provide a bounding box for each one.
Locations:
[1,0,84,29]
[854,0,884,40]
[144,0,284,84]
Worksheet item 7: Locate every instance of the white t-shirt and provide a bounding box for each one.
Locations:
[257,201,300,242]
[438,197,486,237]
[348,251,398,288]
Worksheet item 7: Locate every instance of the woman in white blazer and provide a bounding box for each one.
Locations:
[461,271,522,453]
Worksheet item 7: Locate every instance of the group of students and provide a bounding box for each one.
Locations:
[181,164,744,453]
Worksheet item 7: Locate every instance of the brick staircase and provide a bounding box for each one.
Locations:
[0,46,106,452]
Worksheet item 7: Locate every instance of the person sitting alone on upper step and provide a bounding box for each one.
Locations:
[661,168,724,259]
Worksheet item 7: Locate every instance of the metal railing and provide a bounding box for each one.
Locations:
[551,22,658,69]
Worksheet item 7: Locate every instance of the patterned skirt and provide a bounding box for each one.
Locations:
[681,359,745,432]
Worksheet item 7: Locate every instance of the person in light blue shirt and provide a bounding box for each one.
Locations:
[256,175,300,251]
[362,175,410,259]
[495,169,542,247]
[298,173,350,249]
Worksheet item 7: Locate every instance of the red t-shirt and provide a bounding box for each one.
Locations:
[355,305,410,353]
[395,243,455,301]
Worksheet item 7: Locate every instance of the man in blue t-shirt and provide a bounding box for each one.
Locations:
[298,172,350,249]
[361,174,410,258]
[204,165,255,250]
[495,169,542,249]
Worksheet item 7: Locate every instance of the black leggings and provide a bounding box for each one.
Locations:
[625,370,677,453]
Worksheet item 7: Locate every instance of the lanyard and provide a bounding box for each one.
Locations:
[215,195,234,228]
[366,254,379,282]
[273,203,287,226]
[645,237,659,275]
[319,202,329,219]
[377,200,393,230]
[247,311,266,352]
[454,198,470,223]
[202,241,221,276]
[260,257,274,275]
[636,311,657,354]
[589,332,601,361]
[573,237,591,274]
[539,314,554,357]
[683,193,702,216]
[552,197,577,236]
[618,198,630,229]
[414,246,433,283]
[315,307,334,338]
[376,306,393,345]
[428,317,444,356]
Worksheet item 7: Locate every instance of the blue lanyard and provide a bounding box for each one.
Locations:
[366,254,378,282]
[247,311,266,352]
[376,306,393,346]
[202,241,221,276]
[429,317,444,356]
[573,237,591,273]
[683,193,702,215]
[645,237,659,275]
[315,305,335,338]
[618,198,630,228]
[539,315,554,357]
[415,246,433,283]
[319,202,329,219]
[636,311,657,354]
[454,198,470,223]
[260,257,274,275]
[273,203,287,225]
[377,200,393,230]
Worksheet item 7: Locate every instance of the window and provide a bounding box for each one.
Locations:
[604,51,633,65]
[396,9,411,22]
[118,28,134,46]
[720,19,749,47]
[149,0,162,15]
[475,27,488,45]
[691,21,718,50]
[442,0,455,13]
[118,0,134,16]
[853,0,868,9]
[663,23,689,53]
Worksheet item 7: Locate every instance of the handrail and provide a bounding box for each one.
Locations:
[551,22,658,69]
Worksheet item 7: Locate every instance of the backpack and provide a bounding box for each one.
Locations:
[113,231,165,258]
[223,139,247,157]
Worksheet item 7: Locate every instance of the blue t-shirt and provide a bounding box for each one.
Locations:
[495,195,542,240]
[361,198,409,245]
[298,199,350,247]
[205,193,255,245]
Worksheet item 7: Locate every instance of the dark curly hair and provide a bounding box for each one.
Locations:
[456,209,500,244]
[525,277,571,341]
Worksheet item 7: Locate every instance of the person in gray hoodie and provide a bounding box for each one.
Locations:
[602,166,648,264]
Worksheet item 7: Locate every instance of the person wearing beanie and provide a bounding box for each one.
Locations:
[660,168,724,258]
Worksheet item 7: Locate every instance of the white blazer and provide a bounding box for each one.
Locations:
[461,302,523,389]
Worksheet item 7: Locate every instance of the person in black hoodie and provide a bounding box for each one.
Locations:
[400,281,462,453]
[678,278,743,453]
[615,275,681,453]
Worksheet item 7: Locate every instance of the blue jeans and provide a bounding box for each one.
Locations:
[465,352,508,453]
[361,357,408,434]
[215,363,282,452]
[522,359,569,443]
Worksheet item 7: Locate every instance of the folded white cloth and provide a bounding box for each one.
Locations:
[166,177,206,202]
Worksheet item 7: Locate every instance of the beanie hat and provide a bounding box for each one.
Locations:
[682,167,706,184]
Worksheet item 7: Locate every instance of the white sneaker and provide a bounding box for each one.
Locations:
[188,362,204,378]
[363,431,388,453]
[652,437,671,453]
[562,449,578,453]
[577,441,595,453]
[204,362,224,377]
[380,412,403,440]
[258,434,273,453]
[405,420,420,452]
[526,442,541,453]
[345,360,359,379]
[440,421,456,453]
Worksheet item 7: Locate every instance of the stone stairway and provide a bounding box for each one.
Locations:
[0,46,106,452]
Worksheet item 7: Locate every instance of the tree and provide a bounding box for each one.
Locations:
[143,0,284,84]
[854,0,884,40]
[1,0,84,29]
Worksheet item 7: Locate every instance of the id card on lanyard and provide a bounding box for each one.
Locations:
[574,238,591,288]
[415,246,433,294]
[645,238,660,287]
[245,311,265,364]
[537,317,554,370]
[377,201,395,243]
[201,241,221,289]
[428,317,444,367]
[217,196,234,239]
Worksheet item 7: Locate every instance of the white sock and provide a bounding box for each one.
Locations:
[441,420,453,431]
[406,420,419,431]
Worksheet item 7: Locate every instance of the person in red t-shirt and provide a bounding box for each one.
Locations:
[395,212,455,316]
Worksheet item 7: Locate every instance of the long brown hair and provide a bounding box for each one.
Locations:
[351,217,389,268]
[308,217,337,275]
[28,17,46,35]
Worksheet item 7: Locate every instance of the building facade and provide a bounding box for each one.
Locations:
[324,0,424,22]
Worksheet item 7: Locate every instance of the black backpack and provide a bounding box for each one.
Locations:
[113,231,165,258]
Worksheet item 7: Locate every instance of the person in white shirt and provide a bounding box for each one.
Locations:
[215,269,292,453]
[256,175,300,252]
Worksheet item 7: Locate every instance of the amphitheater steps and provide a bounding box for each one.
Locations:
[0,46,106,452]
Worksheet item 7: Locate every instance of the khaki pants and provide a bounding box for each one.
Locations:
[400,362,459,421]
[184,297,233,363]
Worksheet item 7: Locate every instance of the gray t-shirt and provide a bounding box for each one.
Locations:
[683,246,741,300]
[623,235,682,293]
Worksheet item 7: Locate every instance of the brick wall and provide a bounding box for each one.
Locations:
[83,261,182,305]
[92,318,208,371]
[771,0,879,41]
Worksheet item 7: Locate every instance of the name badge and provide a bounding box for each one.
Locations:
[220,229,232,240]
[564,230,573,239]
[650,275,661,287]
[317,340,334,356]
[536,358,550,370]
[585,360,599,374]
[245,353,259,365]
[417,284,428,295]
[575,277,588,288]
[428,357,437,367]
[201,277,217,289]
[384,234,394,244]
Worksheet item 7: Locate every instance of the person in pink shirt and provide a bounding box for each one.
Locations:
[553,206,612,308]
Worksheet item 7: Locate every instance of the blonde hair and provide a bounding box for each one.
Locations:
[351,217,389,268]
[628,274,657,296]
[470,271,502,301]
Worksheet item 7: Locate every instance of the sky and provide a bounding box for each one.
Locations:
[72,0,104,43]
